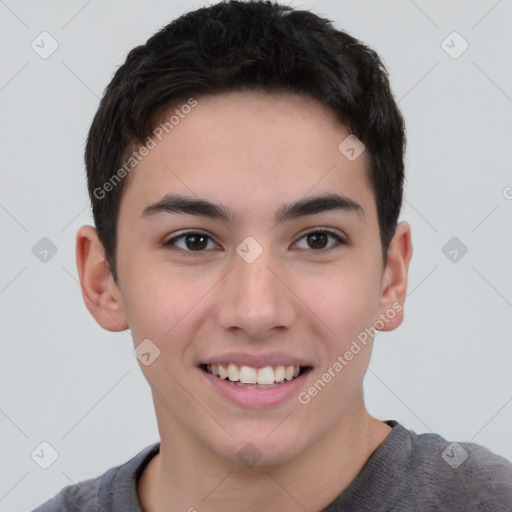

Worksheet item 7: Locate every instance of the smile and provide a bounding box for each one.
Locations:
[202,363,310,388]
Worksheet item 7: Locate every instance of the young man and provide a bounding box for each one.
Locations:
[34,1,512,511]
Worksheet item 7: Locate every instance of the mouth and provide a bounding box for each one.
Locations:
[200,363,312,389]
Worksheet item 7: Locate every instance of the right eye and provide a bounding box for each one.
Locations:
[163,231,219,255]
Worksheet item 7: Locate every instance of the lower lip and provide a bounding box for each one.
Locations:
[200,368,311,409]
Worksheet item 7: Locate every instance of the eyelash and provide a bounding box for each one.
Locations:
[163,229,347,256]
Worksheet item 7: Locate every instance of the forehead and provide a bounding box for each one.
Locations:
[119,90,375,224]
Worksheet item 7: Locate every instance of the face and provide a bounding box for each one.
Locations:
[111,91,394,465]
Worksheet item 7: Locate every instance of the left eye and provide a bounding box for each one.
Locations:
[294,230,345,251]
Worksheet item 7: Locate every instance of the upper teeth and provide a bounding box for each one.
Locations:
[206,363,300,384]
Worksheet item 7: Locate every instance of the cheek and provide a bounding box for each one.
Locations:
[296,274,380,426]
[119,265,216,363]
[118,265,180,344]
[308,268,381,349]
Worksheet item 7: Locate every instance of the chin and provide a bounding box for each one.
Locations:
[208,426,311,468]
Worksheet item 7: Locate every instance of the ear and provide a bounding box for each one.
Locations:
[376,221,413,332]
[75,225,128,332]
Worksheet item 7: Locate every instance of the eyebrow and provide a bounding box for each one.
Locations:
[141,192,364,224]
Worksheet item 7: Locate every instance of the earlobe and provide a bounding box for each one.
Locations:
[75,225,128,332]
[377,221,413,332]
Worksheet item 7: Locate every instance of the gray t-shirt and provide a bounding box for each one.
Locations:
[32,421,512,511]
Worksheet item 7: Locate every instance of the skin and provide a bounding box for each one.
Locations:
[76,90,412,512]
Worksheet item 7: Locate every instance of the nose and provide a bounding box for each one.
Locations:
[215,248,297,340]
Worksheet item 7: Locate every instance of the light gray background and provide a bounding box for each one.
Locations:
[1,0,511,510]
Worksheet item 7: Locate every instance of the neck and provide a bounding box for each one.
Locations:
[138,392,391,512]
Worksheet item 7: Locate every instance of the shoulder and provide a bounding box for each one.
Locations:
[31,474,105,512]
[408,427,512,511]
[31,443,160,512]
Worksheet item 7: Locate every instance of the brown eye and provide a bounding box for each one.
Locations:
[307,232,329,249]
[164,231,217,253]
[183,233,208,250]
[294,230,345,251]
